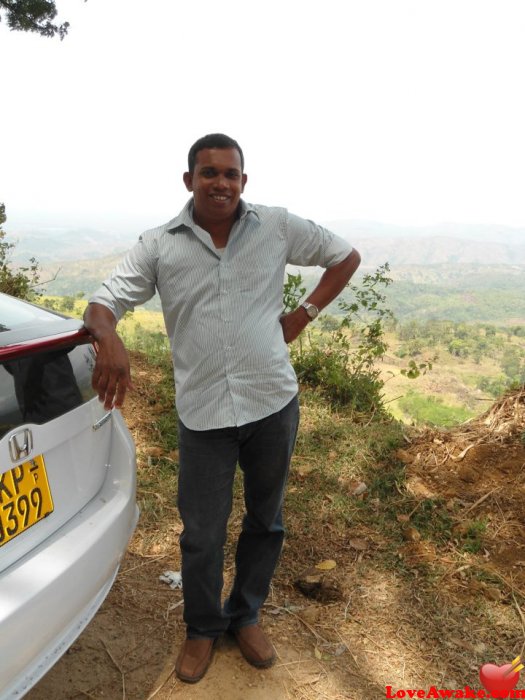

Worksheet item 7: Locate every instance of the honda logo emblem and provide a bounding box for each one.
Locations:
[9,429,33,462]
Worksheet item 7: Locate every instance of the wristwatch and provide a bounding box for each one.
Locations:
[301,301,319,321]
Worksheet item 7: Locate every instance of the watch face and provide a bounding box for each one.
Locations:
[305,303,318,319]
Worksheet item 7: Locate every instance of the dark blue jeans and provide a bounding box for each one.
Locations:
[177,395,299,639]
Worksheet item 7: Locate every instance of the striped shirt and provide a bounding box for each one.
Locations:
[90,199,353,430]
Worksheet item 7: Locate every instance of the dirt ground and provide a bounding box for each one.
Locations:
[26,363,525,700]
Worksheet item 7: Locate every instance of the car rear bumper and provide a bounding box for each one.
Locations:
[0,411,139,700]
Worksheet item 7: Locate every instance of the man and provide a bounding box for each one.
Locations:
[84,133,361,683]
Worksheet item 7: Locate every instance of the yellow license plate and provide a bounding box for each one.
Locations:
[0,455,54,547]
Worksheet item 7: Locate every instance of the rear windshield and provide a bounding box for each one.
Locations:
[0,344,97,439]
[0,294,97,438]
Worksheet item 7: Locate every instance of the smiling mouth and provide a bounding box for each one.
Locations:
[211,195,229,201]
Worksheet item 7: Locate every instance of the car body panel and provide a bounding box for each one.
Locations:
[0,293,139,698]
[1,397,113,570]
[0,410,138,700]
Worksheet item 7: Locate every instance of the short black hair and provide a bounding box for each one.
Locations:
[187,133,244,173]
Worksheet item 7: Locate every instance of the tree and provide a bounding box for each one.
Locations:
[0,203,41,300]
[501,346,522,382]
[0,0,70,39]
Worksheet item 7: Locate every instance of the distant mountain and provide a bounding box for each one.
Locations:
[325,220,525,244]
[6,226,138,263]
[8,220,525,268]
[317,221,525,267]
[8,218,525,322]
[40,253,128,297]
[347,235,525,268]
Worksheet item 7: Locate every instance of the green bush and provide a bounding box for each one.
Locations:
[477,374,506,398]
[0,204,41,300]
[286,264,395,415]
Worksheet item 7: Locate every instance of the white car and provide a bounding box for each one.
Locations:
[0,293,138,699]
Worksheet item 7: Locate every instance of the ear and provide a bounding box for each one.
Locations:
[241,173,248,192]
[183,172,193,192]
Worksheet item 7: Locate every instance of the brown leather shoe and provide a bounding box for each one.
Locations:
[232,624,276,668]
[175,638,215,683]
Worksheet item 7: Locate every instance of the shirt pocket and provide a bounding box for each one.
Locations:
[236,266,277,295]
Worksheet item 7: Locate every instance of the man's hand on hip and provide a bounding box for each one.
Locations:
[279,308,310,344]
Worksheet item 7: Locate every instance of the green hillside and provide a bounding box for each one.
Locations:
[41,256,525,323]
[306,264,525,323]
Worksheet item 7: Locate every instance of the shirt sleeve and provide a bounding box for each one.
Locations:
[88,234,158,321]
[284,212,353,268]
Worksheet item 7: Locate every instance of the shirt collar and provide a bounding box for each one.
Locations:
[166,198,259,234]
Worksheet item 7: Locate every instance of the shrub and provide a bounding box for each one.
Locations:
[286,264,396,416]
[0,204,41,300]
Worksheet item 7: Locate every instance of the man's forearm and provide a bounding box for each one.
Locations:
[280,248,361,343]
[305,248,361,312]
[84,302,119,340]
[83,302,132,409]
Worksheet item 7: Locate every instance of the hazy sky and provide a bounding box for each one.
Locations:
[2,0,525,233]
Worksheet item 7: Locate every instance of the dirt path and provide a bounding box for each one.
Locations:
[25,547,361,700]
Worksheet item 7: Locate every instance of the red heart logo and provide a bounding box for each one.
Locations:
[479,663,520,698]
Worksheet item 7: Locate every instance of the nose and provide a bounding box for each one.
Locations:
[213,174,228,190]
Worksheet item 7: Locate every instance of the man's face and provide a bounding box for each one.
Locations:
[183,148,247,224]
